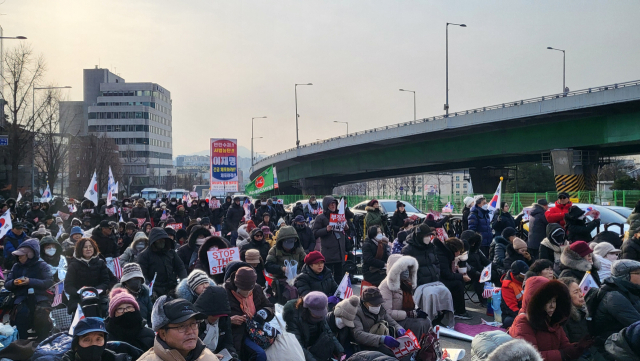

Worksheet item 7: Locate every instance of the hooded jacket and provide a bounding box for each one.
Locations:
[193,236,230,282]
[264,228,306,278]
[91,226,120,258]
[401,228,440,285]
[64,253,111,312]
[622,235,640,261]
[137,227,187,296]
[292,203,305,219]
[39,236,66,281]
[362,231,390,286]
[25,206,46,226]
[434,238,463,283]
[225,198,244,231]
[539,223,568,274]
[470,330,513,361]
[503,244,533,270]
[119,232,149,266]
[558,246,601,286]
[105,313,155,352]
[352,299,402,348]
[462,231,490,281]
[528,203,549,250]
[378,255,418,321]
[2,229,28,269]
[364,206,384,236]
[468,205,492,247]
[545,200,572,228]
[492,211,520,238]
[137,336,217,361]
[564,207,600,243]
[176,226,211,271]
[295,222,316,253]
[489,235,511,272]
[193,286,236,355]
[130,200,150,223]
[500,272,524,319]
[240,228,271,263]
[194,199,212,219]
[294,263,338,297]
[312,196,347,264]
[5,239,53,303]
[604,321,640,360]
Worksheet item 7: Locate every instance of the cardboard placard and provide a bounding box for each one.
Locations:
[137,219,146,228]
[392,330,420,358]
[167,223,183,230]
[210,199,221,209]
[207,247,240,275]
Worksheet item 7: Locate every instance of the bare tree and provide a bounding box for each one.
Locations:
[69,133,123,198]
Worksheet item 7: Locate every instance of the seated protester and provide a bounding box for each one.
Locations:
[524,259,555,281]
[461,230,497,306]
[62,317,132,361]
[140,296,216,361]
[293,215,316,253]
[362,226,390,287]
[294,251,339,300]
[5,239,53,340]
[489,227,517,273]
[378,254,432,338]
[198,217,213,233]
[119,222,137,255]
[114,263,153,326]
[559,240,601,287]
[391,229,409,255]
[175,269,215,304]
[118,231,148,267]
[469,330,514,361]
[176,226,211,272]
[193,235,230,283]
[590,259,640,350]
[235,224,251,249]
[31,224,51,240]
[164,226,177,246]
[39,235,67,282]
[603,319,640,360]
[262,226,276,248]
[193,286,238,357]
[500,260,529,328]
[564,205,600,243]
[224,266,275,361]
[137,227,188,297]
[105,288,155,351]
[503,237,533,269]
[44,215,60,236]
[622,228,640,261]
[353,287,405,358]
[2,221,27,270]
[240,227,270,265]
[326,296,360,356]
[65,238,111,315]
[558,277,588,344]
[265,225,306,279]
[91,220,120,258]
[283,292,345,361]
[81,216,93,231]
[257,212,276,234]
[244,249,267,288]
[593,242,621,281]
[539,223,568,275]
[63,226,84,261]
[508,279,591,361]
[434,237,471,320]
[175,228,188,247]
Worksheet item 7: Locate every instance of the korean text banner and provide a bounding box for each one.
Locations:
[245,165,278,196]
[210,138,238,194]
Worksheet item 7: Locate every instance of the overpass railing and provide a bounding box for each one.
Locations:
[257,79,640,165]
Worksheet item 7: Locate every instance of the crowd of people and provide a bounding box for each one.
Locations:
[0,193,639,360]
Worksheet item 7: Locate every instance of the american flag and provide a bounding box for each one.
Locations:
[336,273,353,300]
[109,258,123,279]
[482,282,500,299]
[52,281,64,307]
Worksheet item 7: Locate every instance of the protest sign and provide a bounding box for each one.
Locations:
[392,330,420,358]
[329,198,347,231]
[207,247,240,275]
[210,199,221,209]
[167,223,183,230]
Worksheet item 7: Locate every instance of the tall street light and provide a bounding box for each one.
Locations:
[295,83,312,148]
[32,85,71,200]
[445,22,466,116]
[547,47,566,93]
[0,34,27,121]
[399,89,416,120]
[333,121,348,136]
[251,116,267,167]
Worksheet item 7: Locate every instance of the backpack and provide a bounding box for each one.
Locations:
[415,328,443,361]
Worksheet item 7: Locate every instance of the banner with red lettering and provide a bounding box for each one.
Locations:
[210,138,238,194]
[329,198,347,232]
[207,247,240,275]
[166,223,183,230]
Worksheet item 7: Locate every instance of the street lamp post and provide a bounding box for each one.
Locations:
[32,86,71,201]
[333,121,348,136]
[547,47,566,93]
[295,83,312,148]
[399,89,416,120]
[445,23,466,116]
[0,34,27,95]
[251,116,267,167]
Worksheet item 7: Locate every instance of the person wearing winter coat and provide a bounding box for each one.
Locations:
[434,237,471,319]
[470,330,515,361]
[352,287,404,358]
[220,195,232,215]
[243,249,267,288]
[265,225,306,278]
[557,277,589,344]
[130,198,150,223]
[603,319,640,360]
[176,226,211,272]
[292,215,315,253]
[193,286,238,357]
[173,205,191,229]
[503,238,534,270]
[137,227,188,297]
[240,227,271,263]
[257,212,276,234]
[194,199,212,220]
[391,230,409,255]
[39,235,67,282]
[2,222,27,270]
[5,239,53,340]
[104,288,155,352]
[486,338,544,361]
[500,260,529,328]
[401,224,440,285]
[313,196,348,283]
[492,202,523,239]
[91,220,120,258]
[118,231,148,267]
[564,206,600,244]
[119,222,137,254]
[295,251,339,299]
[559,241,602,286]
[362,226,390,286]
[364,200,384,237]
[44,215,61,236]
[545,193,572,228]
[622,228,640,261]
[390,202,408,237]
[627,200,640,237]
[468,197,493,256]
[24,201,46,226]
[326,296,359,356]
[174,269,216,304]
[461,197,474,232]
[508,279,590,361]
[113,263,153,326]
[225,197,244,232]
[61,317,132,361]
[283,292,345,361]
[65,238,111,314]
[461,230,497,303]
[378,254,432,338]
[305,196,323,220]
[538,223,568,275]
[593,242,621,281]
[193,235,230,283]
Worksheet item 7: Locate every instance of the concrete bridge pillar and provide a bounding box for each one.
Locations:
[298,178,335,196]
[551,149,598,194]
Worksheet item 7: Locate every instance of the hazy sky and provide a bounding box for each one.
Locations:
[4,1,639,157]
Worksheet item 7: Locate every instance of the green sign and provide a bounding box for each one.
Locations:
[246,166,279,196]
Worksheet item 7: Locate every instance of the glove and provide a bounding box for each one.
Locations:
[397,328,406,337]
[327,296,340,305]
[406,310,416,318]
[255,309,268,322]
[416,309,428,319]
[383,336,400,348]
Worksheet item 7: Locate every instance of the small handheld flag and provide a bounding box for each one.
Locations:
[335,273,353,300]
[579,271,599,295]
[479,264,492,283]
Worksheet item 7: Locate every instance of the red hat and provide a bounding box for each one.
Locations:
[304,251,325,265]
[246,220,256,233]
[569,241,593,258]
[367,199,378,207]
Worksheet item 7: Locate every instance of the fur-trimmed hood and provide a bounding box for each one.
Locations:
[187,225,212,249]
[560,246,600,272]
[365,206,380,213]
[525,280,571,331]
[385,255,418,292]
[487,338,543,361]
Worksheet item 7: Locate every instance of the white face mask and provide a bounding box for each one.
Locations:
[196,237,206,246]
[375,233,383,241]
[482,204,489,210]
[606,253,619,262]
[335,317,347,329]
[368,305,381,314]
[423,235,434,245]
[45,248,56,256]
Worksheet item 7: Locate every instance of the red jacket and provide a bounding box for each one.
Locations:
[501,272,524,313]
[545,201,572,227]
[508,314,571,361]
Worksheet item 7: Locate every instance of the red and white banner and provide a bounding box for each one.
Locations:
[392,330,420,358]
[166,223,183,230]
[210,138,238,194]
[207,247,240,275]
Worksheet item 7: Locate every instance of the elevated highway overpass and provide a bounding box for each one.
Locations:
[251,80,640,195]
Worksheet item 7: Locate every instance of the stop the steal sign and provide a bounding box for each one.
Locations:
[207,247,240,275]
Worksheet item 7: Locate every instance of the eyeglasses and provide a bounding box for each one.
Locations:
[115,305,136,316]
[165,319,203,334]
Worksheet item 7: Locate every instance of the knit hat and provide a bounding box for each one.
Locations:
[333,296,359,328]
[611,259,640,281]
[200,217,211,226]
[501,227,517,239]
[396,201,405,209]
[108,288,140,318]
[537,198,549,206]
[69,226,83,237]
[246,220,257,233]
[361,287,384,306]
[234,267,257,290]
[261,226,271,235]
[593,242,621,258]
[303,291,328,318]
[567,205,585,219]
[187,270,210,293]
[569,241,592,258]
[276,225,299,242]
[293,215,305,223]
[304,251,325,265]
[513,237,528,251]
[511,260,530,276]
[463,197,475,208]
[245,249,261,264]
[120,263,144,283]
[415,224,434,237]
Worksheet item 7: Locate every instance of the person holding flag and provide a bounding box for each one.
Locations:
[39,236,67,282]
[2,220,27,270]
[469,196,493,257]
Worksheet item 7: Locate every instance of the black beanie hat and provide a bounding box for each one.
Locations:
[502,227,517,239]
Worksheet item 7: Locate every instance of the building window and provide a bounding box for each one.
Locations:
[456,184,460,189]
[455,191,460,195]
[455,176,460,181]
[463,183,467,188]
